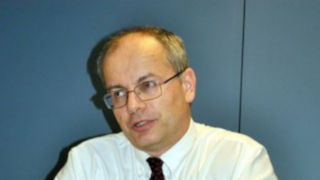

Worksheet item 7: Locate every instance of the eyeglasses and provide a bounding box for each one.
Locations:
[103,69,186,109]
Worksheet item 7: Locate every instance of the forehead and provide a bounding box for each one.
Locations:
[102,33,174,87]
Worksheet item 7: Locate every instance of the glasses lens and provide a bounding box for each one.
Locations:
[103,94,113,109]
[103,80,165,109]
[104,89,127,109]
[135,80,161,100]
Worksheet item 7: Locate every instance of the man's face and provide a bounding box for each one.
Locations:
[102,33,196,156]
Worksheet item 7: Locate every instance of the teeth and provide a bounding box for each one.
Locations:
[135,121,147,127]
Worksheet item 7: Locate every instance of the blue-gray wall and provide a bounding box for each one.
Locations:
[0,0,319,179]
[241,0,320,179]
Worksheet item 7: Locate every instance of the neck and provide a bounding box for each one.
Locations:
[146,118,191,157]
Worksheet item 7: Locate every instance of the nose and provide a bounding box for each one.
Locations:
[126,90,146,113]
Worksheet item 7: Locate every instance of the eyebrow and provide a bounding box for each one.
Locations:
[137,73,156,83]
[106,73,157,91]
[106,85,124,91]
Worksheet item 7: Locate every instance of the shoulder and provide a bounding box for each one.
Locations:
[191,122,277,179]
[55,132,131,179]
[193,122,264,152]
[69,132,129,160]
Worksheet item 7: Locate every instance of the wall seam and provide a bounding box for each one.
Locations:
[238,0,247,133]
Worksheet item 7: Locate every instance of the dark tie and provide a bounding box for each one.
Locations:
[146,157,165,180]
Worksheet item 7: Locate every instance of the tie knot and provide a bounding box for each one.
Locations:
[147,157,164,180]
[147,157,163,171]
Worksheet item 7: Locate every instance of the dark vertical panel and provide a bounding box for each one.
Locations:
[242,0,320,179]
[238,0,247,132]
[0,0,243,179]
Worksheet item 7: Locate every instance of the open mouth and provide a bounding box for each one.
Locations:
[135,121,147,127]
[132,119,156,132]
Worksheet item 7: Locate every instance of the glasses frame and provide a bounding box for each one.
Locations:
[103,68,186,109]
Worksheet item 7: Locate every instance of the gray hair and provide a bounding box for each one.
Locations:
[96,26,189,82]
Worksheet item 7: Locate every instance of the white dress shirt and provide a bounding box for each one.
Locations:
[55,120,277,180]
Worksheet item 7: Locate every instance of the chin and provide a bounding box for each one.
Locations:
[134,135,160,151]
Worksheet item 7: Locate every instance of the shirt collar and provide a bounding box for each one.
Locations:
[133,145,150,177]
[134,146,149,164]
[132,118,196,174]
[160,118,196,173]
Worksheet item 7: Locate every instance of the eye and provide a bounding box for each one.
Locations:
[111,89,126,98]
[138,80,157,93]
[142,80,157,88]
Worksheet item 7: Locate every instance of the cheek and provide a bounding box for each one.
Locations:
[163,86,188,115]
[155,90,182,115]
[113,110,128,128]
[164,85,185,104]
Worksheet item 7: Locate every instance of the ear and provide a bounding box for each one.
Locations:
[181,67,196,103]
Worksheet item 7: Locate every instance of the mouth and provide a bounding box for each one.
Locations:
[135,121,148,127]
[131,119,156,132]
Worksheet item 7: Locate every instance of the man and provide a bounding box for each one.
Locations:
[55,26,277,179]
